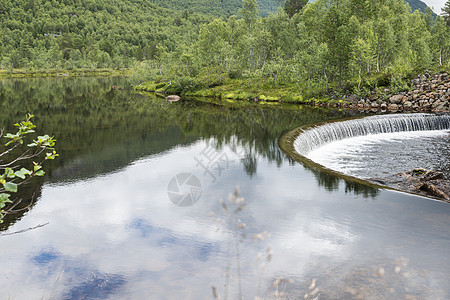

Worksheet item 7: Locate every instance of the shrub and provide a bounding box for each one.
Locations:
[163,77,205,95]
[197,66,229,87]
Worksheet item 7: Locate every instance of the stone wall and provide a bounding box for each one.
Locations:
[340,72,449,113]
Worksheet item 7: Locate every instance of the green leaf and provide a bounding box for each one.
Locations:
[0,193,11,202]
[3,182,17,193]
[5,133,17,139]
[4,168,15,178]
[14,168,31,179]
[45,151,59,160]
[35,170,45,176]
[0,193,11,209]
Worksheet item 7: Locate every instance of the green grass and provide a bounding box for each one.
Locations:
[187,78,319,104]
[134,77,342,105]
[199,78,338,105]
[134,65,450,106]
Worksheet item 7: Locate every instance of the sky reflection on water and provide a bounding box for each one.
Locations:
[0,78,449,299]
[1,139,449,299]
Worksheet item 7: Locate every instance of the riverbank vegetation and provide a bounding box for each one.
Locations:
[133,0,450,101]
[1,0,449,99]
[0,0,212,70]
[0,68,129,78]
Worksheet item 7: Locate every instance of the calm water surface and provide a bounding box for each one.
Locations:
[0,78,449,299]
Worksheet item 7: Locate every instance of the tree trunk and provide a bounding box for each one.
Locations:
[186,63,191,77]
[376,52,380,72]
[358,67,361,89]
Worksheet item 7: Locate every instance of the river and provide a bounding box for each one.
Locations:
[0,77,449,299]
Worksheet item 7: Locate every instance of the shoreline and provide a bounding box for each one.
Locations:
[0,68,131,78]
[135,70,450,113]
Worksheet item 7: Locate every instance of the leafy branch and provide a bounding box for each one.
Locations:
[0,114,58,221]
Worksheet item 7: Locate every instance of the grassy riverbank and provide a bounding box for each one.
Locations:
[0,68,131,78]
[134,66,450,112]
[134,78,329,104]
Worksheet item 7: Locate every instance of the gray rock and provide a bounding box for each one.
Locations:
[387,103,398,111]
[411,79,420,85]
[389,95,403,104]
[347,94,360,103]
[370,169,449,202]
[368,94,378,101]
[434,101,448,111]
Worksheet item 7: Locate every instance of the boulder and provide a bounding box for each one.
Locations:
[403,101,412,110]
[368,94,378,101]
[387,103,398,111]
[370,168,449,202]
[411,78,420,85]
[347,94,360,104]
[433,101,448,111]
[389,95,403,104]
[166,95,181,102]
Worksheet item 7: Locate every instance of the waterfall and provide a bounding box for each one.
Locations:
[294,113,450,156]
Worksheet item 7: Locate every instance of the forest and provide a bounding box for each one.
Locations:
[0,0,449,97]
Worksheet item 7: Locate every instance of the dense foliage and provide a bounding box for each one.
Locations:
[147,0,282,17]
[139,0,449,96]
[146,0,436,17]
[0,0,212,69]
[444,0,450,25]
[0,0,281,70]
[0,0,448,97]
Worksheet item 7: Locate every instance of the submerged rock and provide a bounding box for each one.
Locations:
[370,168,450,202]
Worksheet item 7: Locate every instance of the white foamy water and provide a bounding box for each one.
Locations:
[294,113,450,155]
[306,130,450,179]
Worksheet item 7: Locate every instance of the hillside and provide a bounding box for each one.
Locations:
[406,0,437,15]
[148,0,435,16]
[148,0,281,17]
[0,0,210,69]
[0,0,443,72]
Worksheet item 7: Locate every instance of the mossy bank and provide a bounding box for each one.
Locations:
[134,70,450,113]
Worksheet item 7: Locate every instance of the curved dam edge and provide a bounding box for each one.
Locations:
[279,115,449,202]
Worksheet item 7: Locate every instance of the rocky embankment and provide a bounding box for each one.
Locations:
[370,168,450,202]
[339,72,450,112]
